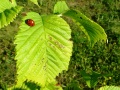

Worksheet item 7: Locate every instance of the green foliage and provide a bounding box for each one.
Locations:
[53,1,69,14]
[63,9,107,47]
[0,0,22,29]
[80,70,101,88]
[14,11,72,87]
[61,0,120,89]
[1,0,120,90]
[12,0,107,89]
[0,0,16,12]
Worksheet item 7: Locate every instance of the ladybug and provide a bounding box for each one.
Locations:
[25,19,35,27]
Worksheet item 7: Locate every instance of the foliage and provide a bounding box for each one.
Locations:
[0,0,22,28]
[56,0,120,89]
[13,0,106,89]
[63,9,107,47]
[14,11,72,88]
[1,0,119,88]
[53,1,69,14]
[80,70,101,88]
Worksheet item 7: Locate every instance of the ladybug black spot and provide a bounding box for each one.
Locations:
[25,19,35,27]
[80,17,82,19]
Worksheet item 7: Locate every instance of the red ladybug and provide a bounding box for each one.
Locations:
[25,19,35,26]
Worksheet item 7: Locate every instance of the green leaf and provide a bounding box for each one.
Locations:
[63,9,107,47]
[14,12,72,87]
[53,1,69,14]
[0,0,16,13]
[0,6,22,29]
[30,0,39,6]
[98,86,120,90]
[80,70,101,88]
[0,0,22,29]
[80,70,91,88]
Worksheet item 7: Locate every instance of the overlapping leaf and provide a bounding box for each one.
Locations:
[14,12,72,87]
[0,0,22,29]
[0,0,16,12]
[63,10,107,46]
[53,1,69,14]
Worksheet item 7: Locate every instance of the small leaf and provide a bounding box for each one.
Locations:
[80,70,101,88]
[14,12,72,87]
[80,70,91,88]
[53,1,69,14]
[63,9,107,47]
[98,86,120,90]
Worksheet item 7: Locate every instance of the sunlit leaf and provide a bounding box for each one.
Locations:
[0,0,16,12]
[53,1,69,14]
[0,0,22,29]
[63,9,107,47]
[14,12,72,87]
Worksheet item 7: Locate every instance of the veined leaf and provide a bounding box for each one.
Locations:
[0,0,22,29]
[14,12,72,87]
[0,0,16,13]
[0,6,22,29]
[53,1,69,14]
[98,86,120,90]
[63,9,107,47]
